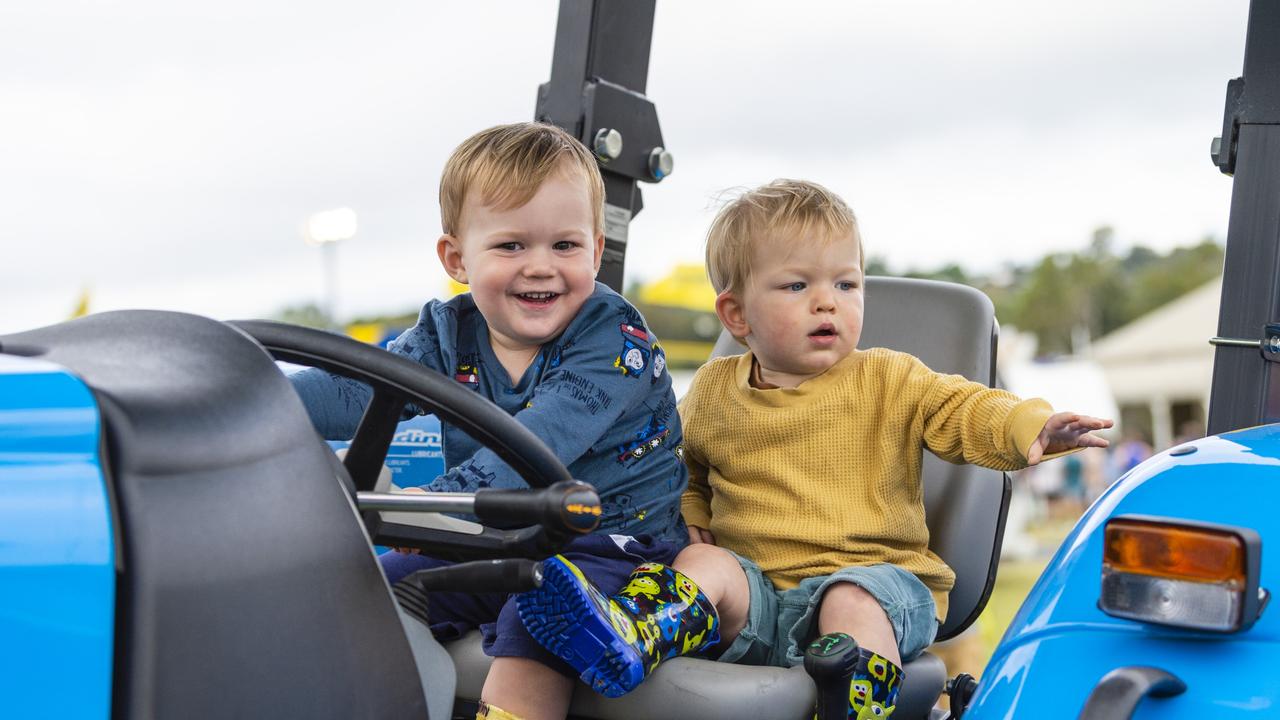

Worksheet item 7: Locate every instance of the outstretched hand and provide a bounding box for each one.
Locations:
[1027,412,1114,465]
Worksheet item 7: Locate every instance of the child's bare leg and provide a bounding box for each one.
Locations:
[671,542,751,648]
[811,582,905,718]
[817,582,900,666]
[480,657,573,720]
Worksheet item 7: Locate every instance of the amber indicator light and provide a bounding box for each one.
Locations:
[1104,519,1246,585]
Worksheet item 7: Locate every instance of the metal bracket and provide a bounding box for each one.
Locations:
[1209,324,1280,362]
[1212,3,1280,175]
[534,0,664,292]
[1211,78,1244,175]
[1265,323,1280,361]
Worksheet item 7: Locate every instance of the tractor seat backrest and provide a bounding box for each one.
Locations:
[709,276,1008,640]
[0,310,428,718]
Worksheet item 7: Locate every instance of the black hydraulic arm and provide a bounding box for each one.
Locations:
[1207,0,1280,434]
[535,0,672,293]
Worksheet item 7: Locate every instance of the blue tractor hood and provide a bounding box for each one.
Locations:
[968,425,1280,718]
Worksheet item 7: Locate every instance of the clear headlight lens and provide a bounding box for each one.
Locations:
[1099,516,1265,633]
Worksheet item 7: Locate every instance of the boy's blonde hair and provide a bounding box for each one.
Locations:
[705,179,863,296]
[440,122,605,236]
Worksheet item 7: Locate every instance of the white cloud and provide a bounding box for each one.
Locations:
[0,0,1251,333]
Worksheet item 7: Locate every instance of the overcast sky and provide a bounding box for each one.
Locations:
[0,0,1251,334]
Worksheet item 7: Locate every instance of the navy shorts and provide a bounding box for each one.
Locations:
[380,534,682,678]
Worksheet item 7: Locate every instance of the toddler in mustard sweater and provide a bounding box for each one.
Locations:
[517,179,1111,717]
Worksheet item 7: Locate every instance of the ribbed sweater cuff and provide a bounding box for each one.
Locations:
[681,498,712,529]
[1007,398,1054,461]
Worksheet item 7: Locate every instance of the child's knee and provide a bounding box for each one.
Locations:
[820,581,887,621]
[677,541,736,566]
[674,543,742,586]
[673,543,751,620]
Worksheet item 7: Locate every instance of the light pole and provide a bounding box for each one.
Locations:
[304,207,357,329]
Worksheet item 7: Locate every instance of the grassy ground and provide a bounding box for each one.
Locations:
[931,515,1078,679]
[975,559,1048,655]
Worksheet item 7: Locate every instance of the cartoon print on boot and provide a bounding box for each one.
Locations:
[516,557,719,698]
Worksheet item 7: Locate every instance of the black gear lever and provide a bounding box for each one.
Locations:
[804,632,860,720]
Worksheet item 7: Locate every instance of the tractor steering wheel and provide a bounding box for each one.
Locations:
[229,319,574,496]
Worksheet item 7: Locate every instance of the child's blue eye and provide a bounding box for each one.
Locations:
[496,242,521,252]
[786,282,806,292]
[837,281,858,291]
[553,240,579,251]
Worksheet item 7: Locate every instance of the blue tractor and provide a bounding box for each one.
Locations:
[960,2,1280,717]
[3,1,1279,718]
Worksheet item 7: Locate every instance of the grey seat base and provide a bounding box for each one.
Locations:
[402,610,457,720]
[445,632,945,719]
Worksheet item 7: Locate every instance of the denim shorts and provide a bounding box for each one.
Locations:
[717,552,939,668]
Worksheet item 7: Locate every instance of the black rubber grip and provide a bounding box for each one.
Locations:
[804,632,860,720]
[1078,666,1186,719]
[403,558,545,594]
[473,479,601,537]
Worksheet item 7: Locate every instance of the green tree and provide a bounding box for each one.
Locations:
[1125,239,1223,321]
[274,303,331,329]
[865,255,891,277]
[870,225,1222,357]
[1010,255,1077,355]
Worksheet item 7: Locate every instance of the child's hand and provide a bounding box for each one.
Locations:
[688,525,716,545]
[1027,412,1114,465]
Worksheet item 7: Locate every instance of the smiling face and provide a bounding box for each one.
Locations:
[716,231,864,388]
[438,163,604,369]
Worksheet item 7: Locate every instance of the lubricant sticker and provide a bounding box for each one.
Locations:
[327,412,445,485]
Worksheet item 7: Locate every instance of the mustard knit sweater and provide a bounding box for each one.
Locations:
[679,348,1053,620]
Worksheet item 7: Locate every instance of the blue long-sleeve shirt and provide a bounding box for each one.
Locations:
[289,283,688,544]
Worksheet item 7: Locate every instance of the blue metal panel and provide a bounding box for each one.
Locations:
[0,355,114,719]
[326,412,446,488]
[969,426,1280,718]
[328,413,445,554]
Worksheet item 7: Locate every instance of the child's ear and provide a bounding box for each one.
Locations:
[437,234,468,284]
[715,290,749,340]
[590,232,605,276]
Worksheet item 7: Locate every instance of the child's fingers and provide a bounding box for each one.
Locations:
[1051,413,1081,429]
[1057,417,1114,436]
[688,526,716,545]
[1045,432,1111,454]
[1063,415,1113,430]
[1061,433,1110,449]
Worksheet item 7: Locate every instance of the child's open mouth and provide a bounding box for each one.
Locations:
[808,324,837,343]
[516,291,560,306]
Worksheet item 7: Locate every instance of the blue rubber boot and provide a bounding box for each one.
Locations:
[517,556,719,697]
